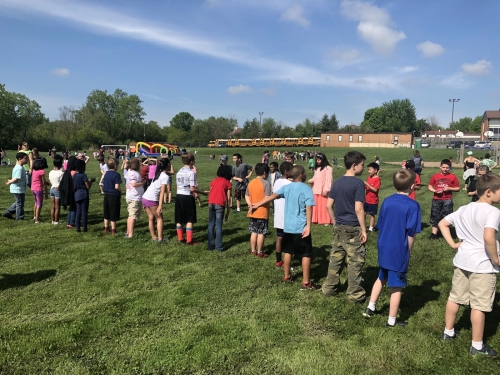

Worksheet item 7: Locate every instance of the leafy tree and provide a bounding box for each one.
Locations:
[361,99,417,133]
[241,118,261,138]
[470,116,482,133]
[170,112,194,133]
[319,113,339,132]
[261,117,279,138]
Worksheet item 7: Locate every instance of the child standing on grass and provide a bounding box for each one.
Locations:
[98,156,108,195]
[175,153,208,245]
[245,163,271,258]
[73,159,94,232]
[142,159,171,242]
[308,155,315,171]
[363,169,421,326]
[272,162,293,267]
[428,159,460,240]
[3,152,28,220]
[102,158,122,235]
[207,165,233,251]
[364,162,380,232]
[125,158,146,238]
[467,165,489,202]
[405,160,421,200]
[252,165,318,290]
[49,156,64,225]
[438,173,500,357]
[190,164,202,207]
[232,153,253,213]
[322,151,367,303]
[31,155,49,224]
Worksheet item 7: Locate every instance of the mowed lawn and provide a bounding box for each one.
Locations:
[0,147,499,375]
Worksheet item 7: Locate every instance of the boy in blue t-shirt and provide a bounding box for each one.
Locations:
[363,169,421,326]
[251,165,318,290]
[3,152,28,220]
[102,158,122,234]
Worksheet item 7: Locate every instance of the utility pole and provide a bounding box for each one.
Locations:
[259,112,264,132]
[449,99,460,125]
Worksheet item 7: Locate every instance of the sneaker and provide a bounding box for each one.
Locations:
[386,320,408,328]
[283,275,295,283]
[185,241,201,246]
[34,221,40,224]
[3,212,14,220]
[428,233,439,240]
[275,260,284,267]
[300,281,320,290]
[53,221,59,225]
[442,331,460,341]
[178,239,186,244]
[251,250,258,256]
[470,344,498,357]
[257,252,269,258]
[362,308,376,318]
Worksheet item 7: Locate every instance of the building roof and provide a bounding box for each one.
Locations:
[424,130,479,136]
[483,110,500,119]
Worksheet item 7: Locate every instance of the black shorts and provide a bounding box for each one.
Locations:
[430,199,453,226]
[175,194,197,224]
[235,189,245,201]
[103,193,121,221]
[276,228,284,238]
[364,203,378,216]
[282,233,313,258]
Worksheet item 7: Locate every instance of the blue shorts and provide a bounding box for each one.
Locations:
[378,267,407,288]
[364,202,378,216]
[50,187,60,199]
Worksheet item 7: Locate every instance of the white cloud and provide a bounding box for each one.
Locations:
[440,73,473,89]
[462,60,492,76]
[395,66,418,74]
[228,84,252,94]
[52,68,69,76]
[340,0,406,55]
[416,41,444,57]
[326,47,360,63]
[280,4,310,27]
[261,87,275,95]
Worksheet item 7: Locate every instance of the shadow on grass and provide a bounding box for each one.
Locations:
[0,269,57,291]
[454,293,500,341]
[399,279,440,320]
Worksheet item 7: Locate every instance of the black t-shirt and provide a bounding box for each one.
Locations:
[467,179,479,202]
[328,176,365,226]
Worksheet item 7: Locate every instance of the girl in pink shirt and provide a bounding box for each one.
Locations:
[308,153,333,226]
[31,163,48,224]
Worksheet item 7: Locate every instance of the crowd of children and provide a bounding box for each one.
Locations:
[3,146,500,357]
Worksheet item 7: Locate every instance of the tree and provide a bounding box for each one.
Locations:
[170,112,194,133]
[361,99,417,133]
[319,113,339,133]
[241,118,261,138]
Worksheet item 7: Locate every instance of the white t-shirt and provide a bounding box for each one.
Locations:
[49,169,64,188]
[142,172,168,202]
[445,202,500,273]
[100,163,109,174]
[273,178,292,229]
[125,170,144,201]
[176,166,196,196]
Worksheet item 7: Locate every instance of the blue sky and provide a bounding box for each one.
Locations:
[1,0,499,129]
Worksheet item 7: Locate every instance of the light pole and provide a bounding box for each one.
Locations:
[449,99,460,125]
[259,112,264,134]
[143,120,146,141]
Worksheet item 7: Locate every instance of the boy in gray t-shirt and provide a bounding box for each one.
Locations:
[322,151,367,303]
[232,153,253,212]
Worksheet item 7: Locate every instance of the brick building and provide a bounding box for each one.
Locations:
[320,132,413,148]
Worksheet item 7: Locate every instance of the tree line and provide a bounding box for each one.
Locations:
[0,83,483,151]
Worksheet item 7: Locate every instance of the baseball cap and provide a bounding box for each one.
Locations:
[220,155,228,161]
[467,151,473,155]
[405,159,415,168]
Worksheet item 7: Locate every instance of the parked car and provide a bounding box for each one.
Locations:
[421,141,431,148]
[474,141,492,149]
[446,140,463,149]
[464,141,475,148]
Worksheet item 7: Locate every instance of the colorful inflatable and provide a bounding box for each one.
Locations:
[134,142,180,157]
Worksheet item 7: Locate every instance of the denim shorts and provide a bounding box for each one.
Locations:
[50,187,61,199]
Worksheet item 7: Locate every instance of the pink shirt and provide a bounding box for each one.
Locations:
[31,169,45,192]
[311,166,333,195]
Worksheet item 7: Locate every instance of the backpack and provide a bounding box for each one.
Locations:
[33,156,48,170]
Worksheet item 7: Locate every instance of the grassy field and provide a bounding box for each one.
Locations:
[0,147,499,374]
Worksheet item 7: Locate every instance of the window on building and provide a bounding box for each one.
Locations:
[394,136,399,141]
[326,135,330,141]
[349,135,353,142]
[338,135,342,141]
[358,135,362,142]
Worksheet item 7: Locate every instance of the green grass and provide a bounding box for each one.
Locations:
[1,147,499,374]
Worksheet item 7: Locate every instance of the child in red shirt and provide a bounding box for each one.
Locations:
[405,159,421,200]
[207,165,233,251]
[364,162,381,232]
[428,159,460,239]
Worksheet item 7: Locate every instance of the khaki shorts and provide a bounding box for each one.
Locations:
[448,267,497,312]
[126,199,142,220]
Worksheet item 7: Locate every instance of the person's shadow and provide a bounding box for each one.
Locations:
[399,279,440,319]
[0,270,57,291]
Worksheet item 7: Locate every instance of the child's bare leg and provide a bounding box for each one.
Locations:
[250,232,257,252]
[370,215,375,228]
[155,212,164,240]
[369,278,385,305]
[145,208,156,239]
[283,253,292,278]
[445,300,460,330]
[257,234,265,252]
[301,256,311,284]
[432,226,439,235]
[470,309,485,342]
[127,217,135,237]
[276,237,283,260]
[51,198,56,222]
[54,199,60,222]
[389,287,403,318]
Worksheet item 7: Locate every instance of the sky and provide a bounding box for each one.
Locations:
[1,0,499,129]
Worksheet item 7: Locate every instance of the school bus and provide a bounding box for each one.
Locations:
[207,137,320,147]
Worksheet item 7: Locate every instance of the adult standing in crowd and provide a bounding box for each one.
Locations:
[308,153,333,226]
[19,141,33,186]
[480,153,497,170]
[232,153,253,213]
[463,151,480,191]
[410,150,424,175]
[261,150,269,165]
